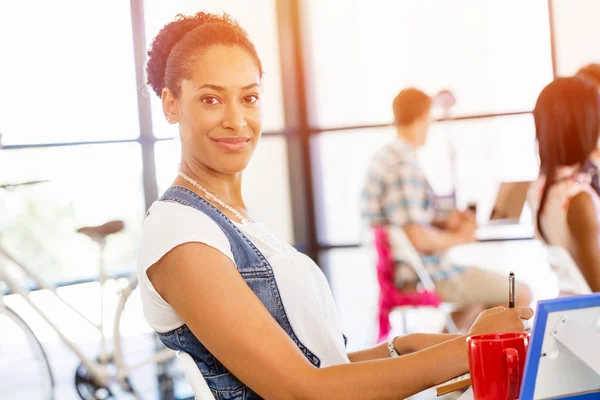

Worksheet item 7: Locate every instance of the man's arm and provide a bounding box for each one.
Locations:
[432,218,449,230]
[403,222,474,254]
[433,209,476,231]
[381,163,475,254]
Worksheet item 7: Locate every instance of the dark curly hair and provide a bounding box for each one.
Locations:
[146,12,263,98]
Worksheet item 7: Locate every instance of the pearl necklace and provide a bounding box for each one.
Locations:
[178,170,252,224]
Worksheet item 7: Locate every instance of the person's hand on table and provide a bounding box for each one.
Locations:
[468,306,534,336]
[447,209,476,231]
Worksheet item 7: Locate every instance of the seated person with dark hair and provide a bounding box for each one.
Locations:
[361,88,532,332]
[577,63,600,196]
[529,77,600,292]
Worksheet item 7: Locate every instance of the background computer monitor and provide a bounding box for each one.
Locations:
[488,181,532,222]
[520,293,600,399]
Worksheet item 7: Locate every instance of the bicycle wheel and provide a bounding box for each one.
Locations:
[0,305,54,399]
[113,276,191,399]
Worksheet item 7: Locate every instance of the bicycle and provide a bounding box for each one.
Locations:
[0,181,181,399]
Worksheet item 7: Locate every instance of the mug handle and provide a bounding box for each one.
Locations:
[505,348,521,400]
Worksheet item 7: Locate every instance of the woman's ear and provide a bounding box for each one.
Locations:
[161,87,179,124]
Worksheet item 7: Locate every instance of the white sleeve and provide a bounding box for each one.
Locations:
[136,201,235,332]
[138,201,235,271]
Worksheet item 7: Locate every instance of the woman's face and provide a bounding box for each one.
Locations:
[164,45,263,175]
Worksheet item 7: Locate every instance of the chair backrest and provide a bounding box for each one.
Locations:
[545,245,592,295]
[372,226,441,341]
[372,226,441,301]
[387,226,436,291]
[177,351,216,400]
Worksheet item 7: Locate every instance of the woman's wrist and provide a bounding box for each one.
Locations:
[448,335,470,371]
[392,334,419,355]
[394,333,464,356]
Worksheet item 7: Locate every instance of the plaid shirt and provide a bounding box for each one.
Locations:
[361,138,463,287]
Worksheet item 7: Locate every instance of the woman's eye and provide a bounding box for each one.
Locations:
[243,94,259,104]
[202,96,220,105]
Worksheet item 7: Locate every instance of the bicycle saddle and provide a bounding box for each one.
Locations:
[0,180,49,189]
[77,220,125,240]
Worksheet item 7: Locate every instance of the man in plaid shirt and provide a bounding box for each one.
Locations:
[361,88,532,330]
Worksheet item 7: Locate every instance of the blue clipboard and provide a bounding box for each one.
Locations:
[520,293,600,399]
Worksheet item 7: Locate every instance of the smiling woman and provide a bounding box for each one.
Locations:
[147,13,264,181]
[137,11,533,400]
[163,43,262,177]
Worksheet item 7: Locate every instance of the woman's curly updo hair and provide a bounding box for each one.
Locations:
[146,12,263,98]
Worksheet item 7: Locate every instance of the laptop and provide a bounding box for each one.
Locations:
[475,181,535,241]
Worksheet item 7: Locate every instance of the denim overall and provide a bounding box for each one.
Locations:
[155,187,324,399]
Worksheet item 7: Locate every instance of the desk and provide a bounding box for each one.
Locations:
[457,388,473,399]
[447,239,546,275]
[446,239,559,301]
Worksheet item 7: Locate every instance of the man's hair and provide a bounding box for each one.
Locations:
[392,88,432,126]
[577,63,600,87]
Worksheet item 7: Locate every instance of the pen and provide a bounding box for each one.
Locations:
[509,271,515,308]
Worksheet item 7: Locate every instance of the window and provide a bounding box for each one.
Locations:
[155,136,294,243]
[551,0,600,76]
[311,127,396,245]
[0,0,140,145]
[320,248,379,351]
[144,0,285,138]
[303,0,553,128]
[423,114,539,214]
[312,114,538,245]
[0,144,145,283]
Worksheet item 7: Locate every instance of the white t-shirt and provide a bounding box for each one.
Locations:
[137,200,350,367]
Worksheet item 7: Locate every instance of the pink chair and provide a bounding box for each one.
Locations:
[373,226,457,342]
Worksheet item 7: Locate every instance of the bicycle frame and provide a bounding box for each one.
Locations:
[0,243,113,387]
[0,242,175,391]
[112,275,175,380]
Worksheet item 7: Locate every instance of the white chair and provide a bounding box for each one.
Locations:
[386,226,458,334]
[545,245,592,295]
[388,227,439,292]
[177,351,216,400]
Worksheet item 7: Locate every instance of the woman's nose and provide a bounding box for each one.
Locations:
[222,103,246,131]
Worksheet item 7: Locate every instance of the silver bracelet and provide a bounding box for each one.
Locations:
[387,336,400,358]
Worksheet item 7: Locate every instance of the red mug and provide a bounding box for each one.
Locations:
[467,332,530,400]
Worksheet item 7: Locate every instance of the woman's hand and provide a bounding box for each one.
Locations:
[467,306,534,336]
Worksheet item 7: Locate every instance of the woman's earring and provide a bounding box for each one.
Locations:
[166,115,172,123]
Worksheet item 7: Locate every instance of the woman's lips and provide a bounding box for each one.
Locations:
[210,137,251,151]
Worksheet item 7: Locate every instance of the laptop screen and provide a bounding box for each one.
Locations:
[488,181,532,221]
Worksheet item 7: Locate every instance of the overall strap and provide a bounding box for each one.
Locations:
[159,186,321,367]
